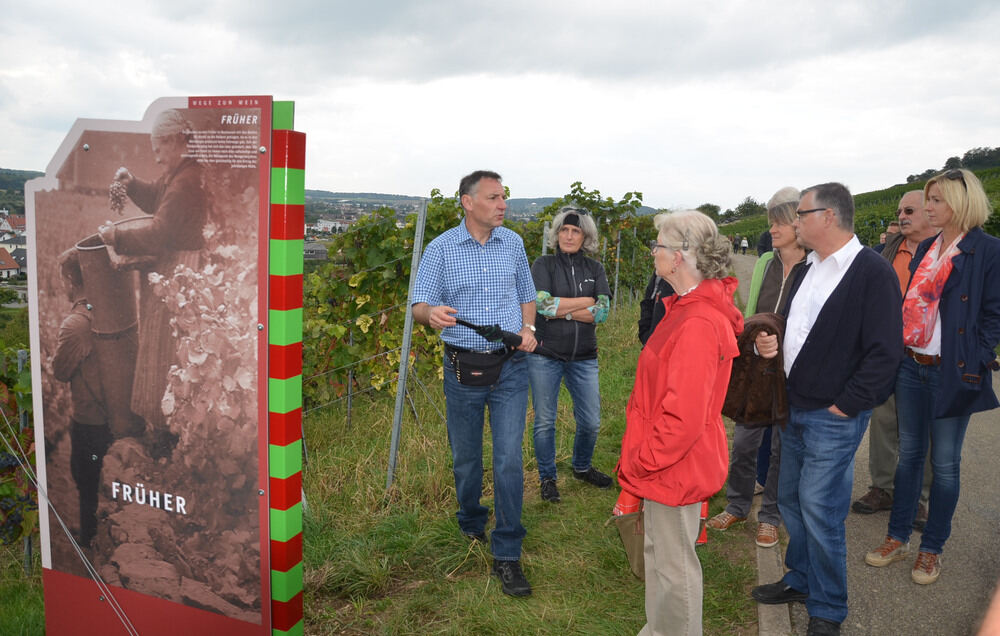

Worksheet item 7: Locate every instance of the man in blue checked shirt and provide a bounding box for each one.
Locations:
[412,170,538,597]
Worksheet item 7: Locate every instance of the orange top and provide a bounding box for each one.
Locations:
[892,244,914,296]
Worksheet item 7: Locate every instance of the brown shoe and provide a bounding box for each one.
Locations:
[912,551,940,584]
[706,511,746,530]
[756,522,779,548]
[852,487,893,514]
[865,536,909,567]
[912,502,928,531]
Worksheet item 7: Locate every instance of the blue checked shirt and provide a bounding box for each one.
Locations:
[412,221,536,350]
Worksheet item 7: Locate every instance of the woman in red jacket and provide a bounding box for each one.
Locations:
[617,210,743,635]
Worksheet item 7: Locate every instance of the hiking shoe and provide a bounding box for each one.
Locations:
[706,511,746,530]
[754,481,765,496]
[492,559,532,597]
[912,502,928,531]
[572,467,613,489]
[865,536,909,567]
[756,522,779,548]
[751,581,808,604]
[807,616,841,635]
[852,487,893,514]
[912,551,941,584]
[463,531,487,543]
[540,478,561,503]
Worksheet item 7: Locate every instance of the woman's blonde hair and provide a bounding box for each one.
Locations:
[767,186,801,226]
[654,210,732,279]
[924,169,992,231]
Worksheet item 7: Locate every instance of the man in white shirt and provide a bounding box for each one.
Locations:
[749,183,903,636]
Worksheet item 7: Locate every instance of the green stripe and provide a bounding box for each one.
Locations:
[269,439,302,480]
[272,621,304,636]
[269,375,303,414]
[273,101,295,131]
[270,167,305,205]
[270,560,303,601]
[270,502,304,544]
[270,239,304,276]
[269,307,302,346]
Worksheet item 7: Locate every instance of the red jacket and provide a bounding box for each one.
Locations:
[617,277,743,506]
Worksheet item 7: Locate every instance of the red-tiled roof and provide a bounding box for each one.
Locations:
[0,247,19,271]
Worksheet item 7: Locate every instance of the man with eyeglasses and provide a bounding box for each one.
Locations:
[750,182,903,636]
[853,191,937,527]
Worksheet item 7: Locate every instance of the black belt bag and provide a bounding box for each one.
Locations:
[446,345,516,386]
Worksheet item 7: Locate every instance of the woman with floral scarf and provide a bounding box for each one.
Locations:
[865,169,1000,585]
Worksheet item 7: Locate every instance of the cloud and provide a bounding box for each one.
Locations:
[2,1,1000,209]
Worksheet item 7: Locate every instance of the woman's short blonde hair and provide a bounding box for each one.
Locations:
[548,207,600,253]
[924,169,992,232]
[767,186,801,226]
[654,210,732,279]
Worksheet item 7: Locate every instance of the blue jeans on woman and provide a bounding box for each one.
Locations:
[778,405,870,624]
[443,351,529,561]
[526,355,601,481]
[888,357,971,554]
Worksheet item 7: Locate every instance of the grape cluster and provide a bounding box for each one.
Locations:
[109,180,128,214]
[0,452,18,470]
[0,496,22,545]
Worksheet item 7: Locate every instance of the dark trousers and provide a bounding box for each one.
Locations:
[70,420,113,546]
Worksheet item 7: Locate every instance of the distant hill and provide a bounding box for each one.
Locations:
[305,191,657,218]
[0,168,44,215]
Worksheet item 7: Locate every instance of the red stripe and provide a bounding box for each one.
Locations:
[270,204,305,240]
[268,408,303,446]
[269,342,303,380]
[269,472,303,511]
[270,532,304,573]
[271,591,303,631]
[271,130,306,169]
[269,274,303,312]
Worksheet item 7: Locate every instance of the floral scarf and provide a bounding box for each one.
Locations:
[902,233,965,348]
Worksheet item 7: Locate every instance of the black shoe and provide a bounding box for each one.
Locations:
[751,581,808,605]
[807,616,841,635]
[540,478,561,503]
[572,467,613,489]
[492,559,532,597]
[463,530,487,543]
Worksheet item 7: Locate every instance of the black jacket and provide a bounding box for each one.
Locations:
[638,274,674,345]
[532,251,611,360]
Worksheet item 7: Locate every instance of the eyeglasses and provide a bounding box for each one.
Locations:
[899,207,916,216]
[944,170,967,190]
[563,207,591,215]
[649,241,670,256]
[795,207,828,218]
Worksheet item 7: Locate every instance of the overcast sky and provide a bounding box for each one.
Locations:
[3,1,999,211]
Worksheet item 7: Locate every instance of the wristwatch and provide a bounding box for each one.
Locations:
[525,324,536,332]
[565,312,573,321]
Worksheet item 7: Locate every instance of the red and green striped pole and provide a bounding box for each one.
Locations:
[268,100,305,636]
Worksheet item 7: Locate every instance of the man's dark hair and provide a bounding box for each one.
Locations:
[803,182,854,231]
[58,247,84,289]
[459,170,502,199]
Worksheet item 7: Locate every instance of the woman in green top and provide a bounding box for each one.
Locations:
[707,186,808,548]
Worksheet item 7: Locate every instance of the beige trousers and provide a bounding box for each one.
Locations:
[638,499,703,636]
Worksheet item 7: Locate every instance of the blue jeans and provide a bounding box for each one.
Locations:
[888,357,971,554]
[778,406,870,624]
[443,350,529,561]
[526,355,601,481]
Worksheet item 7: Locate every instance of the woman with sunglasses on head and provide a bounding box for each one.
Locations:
[866,169,1000,585]
[618,210,742,634]
[527,207,613,503]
